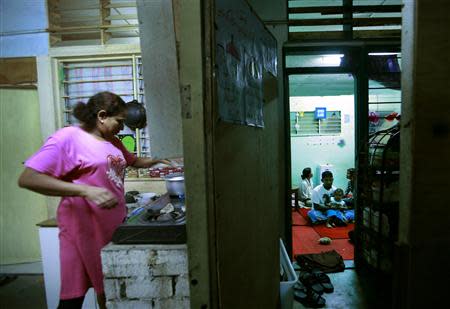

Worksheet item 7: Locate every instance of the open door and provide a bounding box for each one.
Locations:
[179,0,286,308]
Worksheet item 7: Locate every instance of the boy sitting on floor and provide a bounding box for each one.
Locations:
[309,172,355,228]
[308,171,338,226]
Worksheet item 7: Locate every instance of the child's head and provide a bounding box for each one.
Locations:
[334,188,344,201]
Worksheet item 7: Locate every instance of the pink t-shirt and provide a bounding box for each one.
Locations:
[25,126,136,298]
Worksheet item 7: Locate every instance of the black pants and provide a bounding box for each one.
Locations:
[57,296,85,309]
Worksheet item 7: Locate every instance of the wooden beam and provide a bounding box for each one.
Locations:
[343,0,352,41]
[106,2,137,9]
[288,17,401,27]
[48,24,138,32]
[288,29,401,41]
[105,14,138,21]
[60,21,101,28]
[56,1,136,10]
[288,5,402,15]
[48,0,62,46]
[100,0,111,45]
[60,16,101,23]
[61,32,101,41]
[56,1,99,11]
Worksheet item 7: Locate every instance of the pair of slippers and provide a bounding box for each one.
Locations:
[293,270,334,308]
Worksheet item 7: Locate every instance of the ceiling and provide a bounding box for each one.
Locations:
[286,0,402,97]
[48,0,139,45]
[49,0,403,45]
[287,0,403,40]
[48,0,402,97]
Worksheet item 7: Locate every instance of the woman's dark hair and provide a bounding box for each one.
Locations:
[301,167,312,180]
[73,91,126,129]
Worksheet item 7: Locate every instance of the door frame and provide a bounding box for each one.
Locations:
[282,41,400,266]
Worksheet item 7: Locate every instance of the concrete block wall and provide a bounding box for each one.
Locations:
[101,244,190,309]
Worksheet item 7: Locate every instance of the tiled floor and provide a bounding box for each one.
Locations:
[293,269,368,309]
[0,275,47,309]
[0,262,46,308]
[1,261,383,309]
[3,272,370,309]
[292,260,389,309]
[0,261,43,275]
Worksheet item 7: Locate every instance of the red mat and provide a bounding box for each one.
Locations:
[297,208,354,239]
[292,209,309,226]
[292,226,354,260]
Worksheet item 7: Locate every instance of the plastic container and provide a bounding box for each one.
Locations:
[280,238,298,309]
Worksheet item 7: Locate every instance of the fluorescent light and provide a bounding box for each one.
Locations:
[321,54,343,66]
[369,52,400,56]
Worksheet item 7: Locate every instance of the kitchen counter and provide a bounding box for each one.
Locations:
[36,218,58,227]
[37,218,97,309]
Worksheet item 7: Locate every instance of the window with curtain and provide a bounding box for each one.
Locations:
[290,111,342,136]
[58,55,150,178]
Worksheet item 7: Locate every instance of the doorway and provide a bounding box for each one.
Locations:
[288,70,356,259]
[284,48,357,260]
[284,44,402,307]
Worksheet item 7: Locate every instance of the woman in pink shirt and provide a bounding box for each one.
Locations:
[18,92,169,309]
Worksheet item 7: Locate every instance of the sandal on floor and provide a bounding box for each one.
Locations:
[298,271,324,295]
[312,270,334,293]
[293,281,308,301]
[294,288,326,308]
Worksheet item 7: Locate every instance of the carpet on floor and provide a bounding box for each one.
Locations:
[292,209,309,226]
[292,226,354,260]
[297,208,354,239]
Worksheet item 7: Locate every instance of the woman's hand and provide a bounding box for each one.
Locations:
[18,168,119,209]
[158,159,172,166]
[83,186,118,209]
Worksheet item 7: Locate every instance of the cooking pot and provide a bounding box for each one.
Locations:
[164,173,185,197]
[124,100,147,130]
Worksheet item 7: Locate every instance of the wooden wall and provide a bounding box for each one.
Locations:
[398,1,450,308]
[178,0,288,307]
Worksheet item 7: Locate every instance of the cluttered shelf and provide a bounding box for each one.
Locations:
[358,124,400,275]
[125,164,184,180]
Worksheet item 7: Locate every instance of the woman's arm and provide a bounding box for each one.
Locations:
[131,157,171,168]
[18,168,118,208]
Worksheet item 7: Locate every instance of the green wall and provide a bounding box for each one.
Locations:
[0,89,47,264]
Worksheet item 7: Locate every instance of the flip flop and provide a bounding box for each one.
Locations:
[294,287,326,308]
[293,281,307,301]
[299,271,324,295]
[312,270,334,293]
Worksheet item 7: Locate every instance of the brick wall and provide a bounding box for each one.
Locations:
[101,243,190,308]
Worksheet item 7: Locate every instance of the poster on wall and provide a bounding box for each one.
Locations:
[215,0,277,127]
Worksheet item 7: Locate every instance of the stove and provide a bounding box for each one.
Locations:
[112,194,186,244]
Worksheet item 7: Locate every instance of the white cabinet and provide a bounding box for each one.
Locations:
[38,224,97,309]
